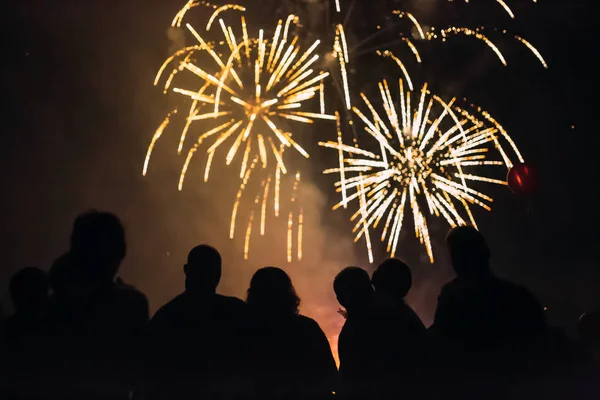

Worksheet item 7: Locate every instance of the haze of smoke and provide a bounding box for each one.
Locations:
[166,26,186,55]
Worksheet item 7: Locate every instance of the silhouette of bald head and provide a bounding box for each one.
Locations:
[334,266,373,313]
[184,245,222,294]
[446,225,491,278]
[70,211,126,282]
[372,258,412,300]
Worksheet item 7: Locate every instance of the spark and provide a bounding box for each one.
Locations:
[204,151,215,182]
[143,110,176,176]
[230,156,259,239]
[515,35,548,68]
[321,80,523,262]
[260,176,271,235]
[172,0,198,27]
[287,211,294,263]
[335,25,352,109]
[402,38,422,63]
[496,0,515,19]
[244,211,254,260]
[207,4,246,30]
[430,27,507,66]
[394,11,425,40]
[275,165,281,217]
[377,50,414,91]
[298,208,304,261]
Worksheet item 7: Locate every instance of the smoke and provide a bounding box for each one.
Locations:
[166,26,186,54]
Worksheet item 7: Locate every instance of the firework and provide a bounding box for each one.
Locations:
[320,79,523,263]
[144,4,335,184]
[144,2,329,261]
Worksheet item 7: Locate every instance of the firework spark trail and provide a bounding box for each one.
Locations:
[335,25,352,110]
[231,156,259,239]
[402,38,422,63]
[298,208,304,261]
[429,27,507,66]
[244,210,254,260]
[393,11,425,40]
[287,211,294,263]
[377,50,413,91]
[321,79,523,262]
[514,36,548,68]
[142,111,176,176]
[496,0,515,19]
[449,0,540,19]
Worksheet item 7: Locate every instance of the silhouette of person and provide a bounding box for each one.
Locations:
[48,254,82,337]
[54,211,149,399]
[6,267,50,343]
[430,226,547,398]
[147,245,247,399]
[246,267,337,400]
[371,259,426,378]
[333,266,376,397]
[5,267,50,398]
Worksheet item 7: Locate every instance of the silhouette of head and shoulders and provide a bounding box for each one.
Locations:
[372,258,412,305]
[245,266,332,350]
[246,266,317,330]
[245,267,336,396]
[70,211,126,286]
[372,258,425,333]
[440,226,539,307]
[333,266,374,319]
[333,266,378,386]
[65,211,148,338]
[153,245,245,322]
[69,211,146,305]
[433,226,546,354]
[366,260,427,400]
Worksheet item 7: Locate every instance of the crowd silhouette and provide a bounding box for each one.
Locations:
[2,210,599,399]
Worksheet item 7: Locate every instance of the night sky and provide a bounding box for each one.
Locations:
[1,0,597,335]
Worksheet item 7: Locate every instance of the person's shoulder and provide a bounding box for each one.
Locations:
[215,294,247,312]
[216,294,245,306]
[493,278,542,305]
[494,278,533,296]
[113,282,148,305]
[150,293,186,326]
[438,278,461,298]
[155,292,186,312]
[297,314,324,332]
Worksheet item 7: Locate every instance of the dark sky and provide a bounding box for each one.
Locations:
[1,0,597,333]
